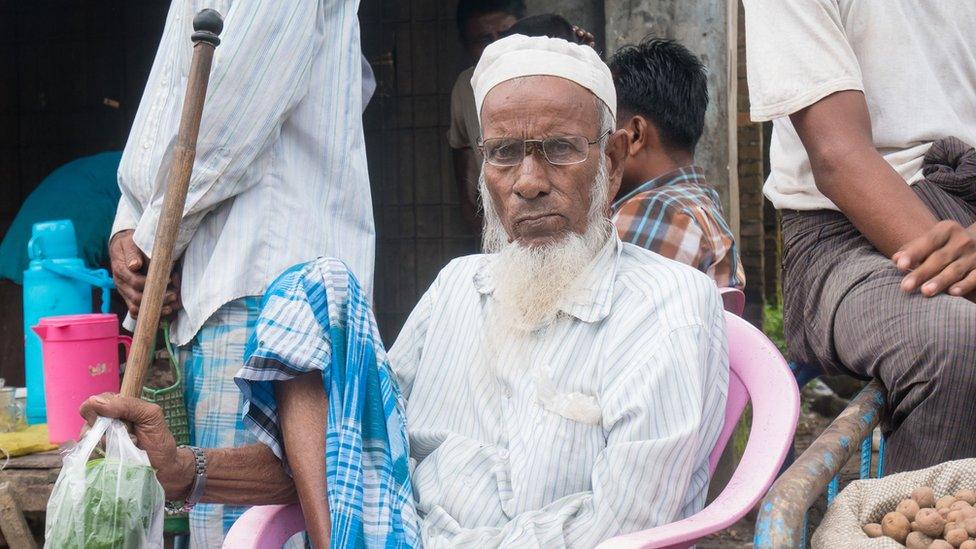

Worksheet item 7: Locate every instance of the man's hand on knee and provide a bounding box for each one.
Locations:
[894,220,976,299]
[80,393,194,500]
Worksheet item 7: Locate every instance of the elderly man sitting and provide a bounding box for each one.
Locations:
[83,35,728,548]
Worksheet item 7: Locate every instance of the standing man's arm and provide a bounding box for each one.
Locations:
[447,69,484,235]
[109,199,180,318]
[110,197,153,318]
[452,147,483,232]
[110,0,332,318]
[791,91,976,298]
[743,0,976,298]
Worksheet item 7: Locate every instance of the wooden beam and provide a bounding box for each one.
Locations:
[3,449,62,470]
[726,0,740,241]
[0,482,37,549]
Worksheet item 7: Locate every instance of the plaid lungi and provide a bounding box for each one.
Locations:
[181,296,262,547]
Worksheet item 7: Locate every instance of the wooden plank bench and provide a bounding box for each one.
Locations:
[0,449,63,548]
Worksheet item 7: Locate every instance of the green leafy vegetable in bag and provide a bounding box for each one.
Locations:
[45,418,164,548]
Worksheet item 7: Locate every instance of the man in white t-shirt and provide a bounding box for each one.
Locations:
[743,0,976,473]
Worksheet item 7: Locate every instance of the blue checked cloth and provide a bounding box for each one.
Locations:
[182,296,263,544]
[235,258,420,548]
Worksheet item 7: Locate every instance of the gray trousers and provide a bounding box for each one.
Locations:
[782,141,976,474]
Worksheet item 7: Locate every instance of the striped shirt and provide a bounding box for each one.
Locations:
[612,166,745,290]
[390,234,729,547]
[114,0,374,345]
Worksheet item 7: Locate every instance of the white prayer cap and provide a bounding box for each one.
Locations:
[471,34,616,121]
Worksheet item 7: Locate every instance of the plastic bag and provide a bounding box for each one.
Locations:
[45,416,165,548]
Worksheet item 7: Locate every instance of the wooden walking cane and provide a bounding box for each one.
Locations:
[119,9,223,398]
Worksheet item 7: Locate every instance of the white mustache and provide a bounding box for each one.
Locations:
[480,154,611,253]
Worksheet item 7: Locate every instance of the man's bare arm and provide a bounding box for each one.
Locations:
[791,90,976,297]
[80,394,297,505]
[276,372,330,548]
[195,444,297,505]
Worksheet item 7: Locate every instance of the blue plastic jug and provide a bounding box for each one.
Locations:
[22,220,114,424]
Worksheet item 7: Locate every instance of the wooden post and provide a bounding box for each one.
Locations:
[0,482,37,549]
[119,10,223,398]
[754,381,887,547]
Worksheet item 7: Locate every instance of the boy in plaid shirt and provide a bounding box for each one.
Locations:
[609,38,744,289]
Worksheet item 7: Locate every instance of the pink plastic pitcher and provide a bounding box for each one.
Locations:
[31,314,130,444]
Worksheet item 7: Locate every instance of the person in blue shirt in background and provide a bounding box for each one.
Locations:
[0,151,122,283]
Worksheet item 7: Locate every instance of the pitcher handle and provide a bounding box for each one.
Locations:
[28,236,42,259]
[118,335,133,359]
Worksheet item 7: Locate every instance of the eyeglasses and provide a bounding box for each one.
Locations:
[479,130,611,167]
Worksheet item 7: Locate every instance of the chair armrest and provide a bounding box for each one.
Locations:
[598,495,755,549]
[599,445,793,549]
[753,381,885,548]
[223,503,305,549]
[600,400,797,549]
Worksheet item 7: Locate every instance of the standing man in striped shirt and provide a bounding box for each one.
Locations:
[609,38,744,290]
[107,1,374,544]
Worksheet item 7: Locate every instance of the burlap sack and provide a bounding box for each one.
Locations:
[813,458,976,548]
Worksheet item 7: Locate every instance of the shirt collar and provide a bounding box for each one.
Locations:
[473,232,622,324]
[611,165,705,210]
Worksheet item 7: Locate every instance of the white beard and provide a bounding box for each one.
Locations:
[479,155,613,338]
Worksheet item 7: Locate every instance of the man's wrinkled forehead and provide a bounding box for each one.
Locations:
[480,75,599,136]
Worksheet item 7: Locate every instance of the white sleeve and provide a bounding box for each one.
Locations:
[111,194,141,238]
[361,54,376,113]
[743,0,863,121]
[387,275,441,400]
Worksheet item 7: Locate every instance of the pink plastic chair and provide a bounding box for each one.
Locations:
[224,312,798,549]
[598,312,798,548]
[224,503,305,548]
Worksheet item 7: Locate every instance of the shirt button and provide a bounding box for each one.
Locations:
[142,142,150,149]
[504,388,512,399]
[499,450,509,460]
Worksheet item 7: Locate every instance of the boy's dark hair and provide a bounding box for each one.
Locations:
[501,14,578,43]
[456,0,527,38]
[609,37,708,154]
